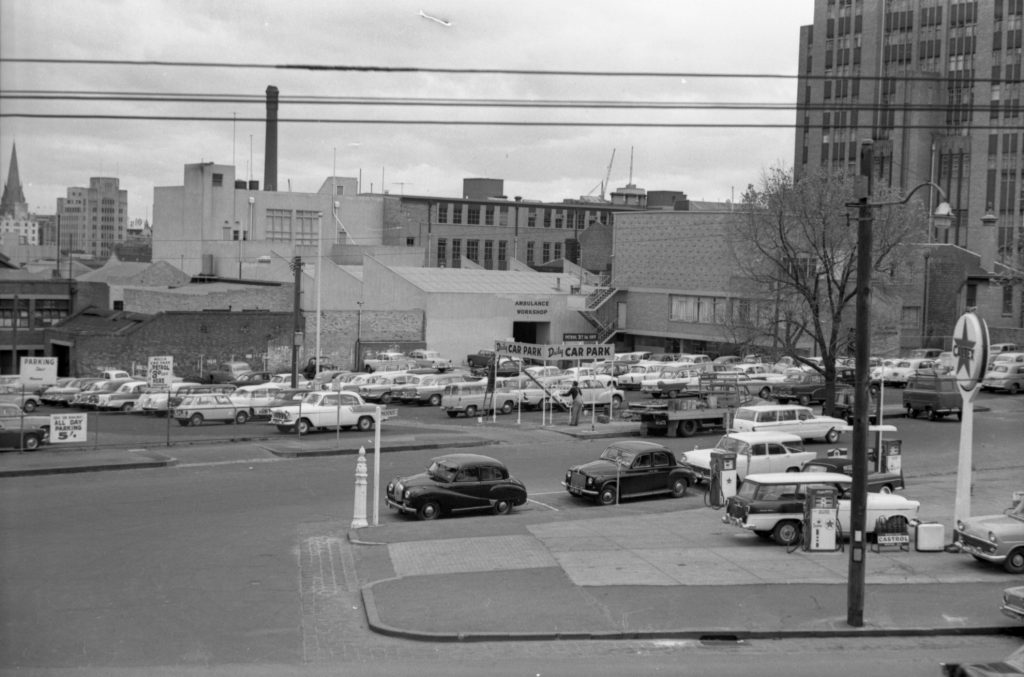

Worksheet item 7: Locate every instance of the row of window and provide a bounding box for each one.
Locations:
[434,237,578,269]
[0,298,70,329]
[435,203,608,229]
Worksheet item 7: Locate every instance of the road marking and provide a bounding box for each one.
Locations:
[174,457,286,468]
[527,497,559,511]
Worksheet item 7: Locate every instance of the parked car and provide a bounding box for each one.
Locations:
[722,471,921,545]
[982,363,1024,394]
[1002,585,1024,622]
[0,402,51,443]
[680,431,814,483]
[207,361,251,384]
[408,349,454,372]
[831,386,879,424]
[563,441,699,506]
[881,358,937,387]
[74,379,132,409]
[730,404,846,443]
[639,364,702,399]
[770,371,831,406]
[396,372,477,406]
[385,453,528,520]
[232,370,273,387]
[440,380,513,417]
[953,496,1024,574]
[0,384,42,412]
[988,344,1020,367]
[908,348,943,360]
[229,384,284,419]
[617,362,668,390]
[168,384,237,410]
[265,388,315,410]
[95,380,149,411]
[174,393,249,426]
[356,372,418,404]
[0,420,46,450]
[549,377,624,409]
[902,370,962,420]
[136,381,202,415]
[41,377,102,407]
[800,456,904,494]
[269,390,379,434]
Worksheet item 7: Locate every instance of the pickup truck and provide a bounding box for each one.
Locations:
[678,431,817,483]
[269,390,382,434]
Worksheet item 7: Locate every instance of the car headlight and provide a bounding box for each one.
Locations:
[403,489,413,500]
[988,531,998,544]
[565,470,571,481]
[956,520,965,532]
[586,477,594,487]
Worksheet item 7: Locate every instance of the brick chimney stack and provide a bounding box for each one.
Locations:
[264,85,278,192]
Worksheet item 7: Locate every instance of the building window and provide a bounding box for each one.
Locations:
[406,237,415,247]
[526,241,535,265]
[295,210,318,245]
[266,209,292,241]
[542,242,550,262]
[113,300,124,311]
[497,240,507,270]
[438,203,448,223]
[528,208,537,228]
[483,240,493,269]
[670,295,726,324]
[1002,284,1014,315]
[543,210,551,228]
[554,210,563,229]
[466,239,479,262]
[966,283,978,308]
[0,298,28,328]
[468,204,480,225]
[451,239,462,268]
[437,238,447,267]
[34,298,70,326]
[452,205,462,225]
[553,242,562,260]
[901,305,921,327]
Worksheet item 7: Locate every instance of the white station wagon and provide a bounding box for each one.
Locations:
[731,404,846,443]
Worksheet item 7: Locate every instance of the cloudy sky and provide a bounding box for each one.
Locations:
[1,0,811,222]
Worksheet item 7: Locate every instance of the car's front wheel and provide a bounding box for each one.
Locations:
[234,410,249,424]
[670,477,688,498]
[23,400,37,413]
[772,520,801,546]
[824,429,840,444]
[500,400,514,414]
[417,501,441,521]
[1004,547,1024,574]
[296,419,312,435]
[597,485,617,506]
[189,413,204,426]
[428,394,442,407]
[465,405,478,418]
[22,434,40,451]
[492,498,513,515]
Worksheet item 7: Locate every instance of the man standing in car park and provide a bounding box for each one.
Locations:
[564,380,583,425]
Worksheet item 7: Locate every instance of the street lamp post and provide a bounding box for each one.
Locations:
[847,141,953,627]
[315,212,323,379]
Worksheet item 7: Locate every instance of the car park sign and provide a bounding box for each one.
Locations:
[496,340,612,361]
[19,356,57,388]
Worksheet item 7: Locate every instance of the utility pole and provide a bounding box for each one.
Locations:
[291,256,303,388]
[848,140,873,627]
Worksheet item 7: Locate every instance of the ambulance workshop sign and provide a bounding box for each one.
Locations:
[496,340,612,361]
[513,298,551,318]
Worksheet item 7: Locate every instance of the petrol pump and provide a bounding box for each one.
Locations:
[709,450,737,508]
[804,485,840,551]
[880,439,902,475]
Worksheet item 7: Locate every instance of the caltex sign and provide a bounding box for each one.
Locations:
[951,312,989,392]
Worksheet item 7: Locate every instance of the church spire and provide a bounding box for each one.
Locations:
[1,143,29,218]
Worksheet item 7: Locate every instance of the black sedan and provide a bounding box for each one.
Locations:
[385,453,528,520]
[801,456,905,494]
[0,421,45,451]
[564,440,698,506]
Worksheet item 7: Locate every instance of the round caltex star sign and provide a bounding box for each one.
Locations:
[951,312,990,392]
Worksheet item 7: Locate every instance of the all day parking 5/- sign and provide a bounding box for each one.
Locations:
[50,413,88,444]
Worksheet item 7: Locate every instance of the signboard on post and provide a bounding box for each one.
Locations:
[50,413,88,444]
[563,333,598,342]
[147,356,174,386]
[495,340,612,361]
[952,311,989,525]
[19,357,58,388]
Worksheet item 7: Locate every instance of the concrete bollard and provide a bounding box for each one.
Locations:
[350,445,368,528]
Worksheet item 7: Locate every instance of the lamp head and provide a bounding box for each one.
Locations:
[932,201,953,231]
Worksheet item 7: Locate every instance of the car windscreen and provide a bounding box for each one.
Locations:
[427,460,457,482]
[599,447,637,466]
[715,436,750,454]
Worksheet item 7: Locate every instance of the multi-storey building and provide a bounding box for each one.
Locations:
[795,0,1023,345]
[56,177,128,259]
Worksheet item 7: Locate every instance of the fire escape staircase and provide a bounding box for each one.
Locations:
[577,286,619,344]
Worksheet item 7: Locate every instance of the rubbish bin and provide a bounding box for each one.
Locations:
[915,522,945,552]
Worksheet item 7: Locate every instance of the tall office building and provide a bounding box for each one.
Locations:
[795,0,1022,272]
[56,177,128,259]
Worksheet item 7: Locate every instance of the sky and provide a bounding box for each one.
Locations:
[0,0,812,222]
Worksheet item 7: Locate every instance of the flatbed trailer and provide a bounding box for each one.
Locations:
[628,375,755,437]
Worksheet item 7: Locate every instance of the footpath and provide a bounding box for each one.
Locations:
[1,417,1022,649]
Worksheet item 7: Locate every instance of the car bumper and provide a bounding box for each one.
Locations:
[1002,603,1024,623]
[561,480,598,497]
[721,514,757,531]
[953,533,1005,563]
[385,497,417,515]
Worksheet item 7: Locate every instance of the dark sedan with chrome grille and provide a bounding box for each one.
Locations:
[386,453,527,520]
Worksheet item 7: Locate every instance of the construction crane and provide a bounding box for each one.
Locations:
[585,149,616,201]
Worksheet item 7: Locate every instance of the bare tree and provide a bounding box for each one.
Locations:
[730,166,926,412]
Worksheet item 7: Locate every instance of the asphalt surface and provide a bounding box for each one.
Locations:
[2,418,1023,645]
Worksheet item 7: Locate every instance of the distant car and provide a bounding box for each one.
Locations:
[408,349,454,372]
[40,377,101,407]
[385,453,528,520]
[174,393,248,426]
[730,404,846,443]
[0,385,42,412]
[800,456,904,494]
[229,384,283,419]
[232,370,273,387]
[136,381,202,415]
[207,361,251,384]
[954,498,1024,574]
[563,441,698,506]
[981,363,1024,394]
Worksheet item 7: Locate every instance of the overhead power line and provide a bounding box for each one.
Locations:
[0,57,1014,84]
